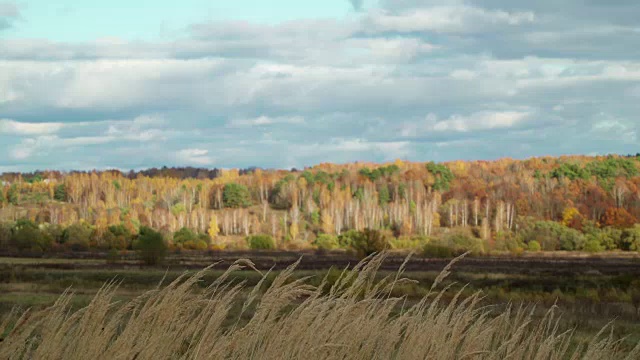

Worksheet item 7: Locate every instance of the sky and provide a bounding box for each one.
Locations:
[0,0,639,172]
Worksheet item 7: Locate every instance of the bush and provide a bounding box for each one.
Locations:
[134,226,167,265]
[441,230,485,254]
[10,219,51,252]
[349,228,389,258]
[246,234,276,250]
[583,238,604,253]
[520,221,586,251]
[63,222,94,251]
[586,227,622,250]
[0,222,13,248]
[389,236,428,250]
[193,240,209,251]
[527,241,541,252]
[223,183,252,208]
[173,227,198,245]
[313,234,339,250]
[337,230,359,248]
[494,231,525,253]
[422,242,458,258]
[621,225,640,251]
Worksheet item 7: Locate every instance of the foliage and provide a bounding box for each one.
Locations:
[378,185,390,205]
[134,226,167,265]
[246,234,276,250]
[6,184,19,205]
[53,184,67,202]
[349,228,389,257]
[422,242,458,258]
[520,221,586,251]
[173,227,198,245]
[62,222,94,251]
[10,219,51,251]
[600,207,636,229]
[551,163,590,181]
[208,215,220,240]
[583,238,604,253]
[620,225,640,252]
[426,162,455,191]
[223,183,252,208]
[527,240,542,252]
[358,165,400,182]
[494,231,525,253]
[586,157,638,179]
[312,234,339,250]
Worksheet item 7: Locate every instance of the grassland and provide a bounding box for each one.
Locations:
[2,252,640,345]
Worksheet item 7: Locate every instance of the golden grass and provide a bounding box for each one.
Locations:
[1,252,639,359]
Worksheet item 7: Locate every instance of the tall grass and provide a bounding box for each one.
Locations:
[1,252,638,359]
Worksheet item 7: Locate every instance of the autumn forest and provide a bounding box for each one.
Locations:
[2,154,640,256]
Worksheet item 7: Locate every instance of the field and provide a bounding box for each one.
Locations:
[2,251,640,358]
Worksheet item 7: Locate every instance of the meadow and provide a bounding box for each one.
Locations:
[2,251,640,358]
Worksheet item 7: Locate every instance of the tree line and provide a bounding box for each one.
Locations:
[1,154,639,255]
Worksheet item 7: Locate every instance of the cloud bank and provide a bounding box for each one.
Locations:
[1,0,639,171]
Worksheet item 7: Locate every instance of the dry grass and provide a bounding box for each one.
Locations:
[1,252,639,359]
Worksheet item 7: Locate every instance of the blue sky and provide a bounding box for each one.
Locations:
[6,0,355,41]
[1,0,639,171]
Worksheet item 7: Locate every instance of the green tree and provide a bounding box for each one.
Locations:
[62,222,94,251]
[223,183,252,208]
[134,226,167,265]
[378,185,390,206]
[10,219,50,251]
[173,227,198,245]
[426,162,454,191]
[7,184,19,205]
[621,225,640,252]
[54,184,67,201]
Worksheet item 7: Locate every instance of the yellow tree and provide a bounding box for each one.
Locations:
[208,214,220,241]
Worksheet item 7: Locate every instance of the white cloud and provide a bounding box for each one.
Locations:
[450,69,477,80]
[228,115,305,127]
[366,6,535,34]
[0,119,64,135]
[410,111,531,133]
[176,148,213,165]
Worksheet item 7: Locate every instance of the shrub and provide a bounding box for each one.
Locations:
[0,222,13,248]
[312,234,339,250]
[173,227,198,245]
[583,238,604,253]
[422,242,457,258]
[10,219,50,252]
[520,221,586,251]
[441,230,485,254]
[63,222,94,251]
[193,240,209,251]
[246,234,276,250]
[134,226,167,265]
[586,227,622,250]
[350,228,389,257]
[389,236,428,250]
[527,240,541,252]
[494,231,525,253]
[223,183,252,208]
[337,229,360,248]
[621,225,640,251]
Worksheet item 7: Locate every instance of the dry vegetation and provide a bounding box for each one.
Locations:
[1,253,639,359]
